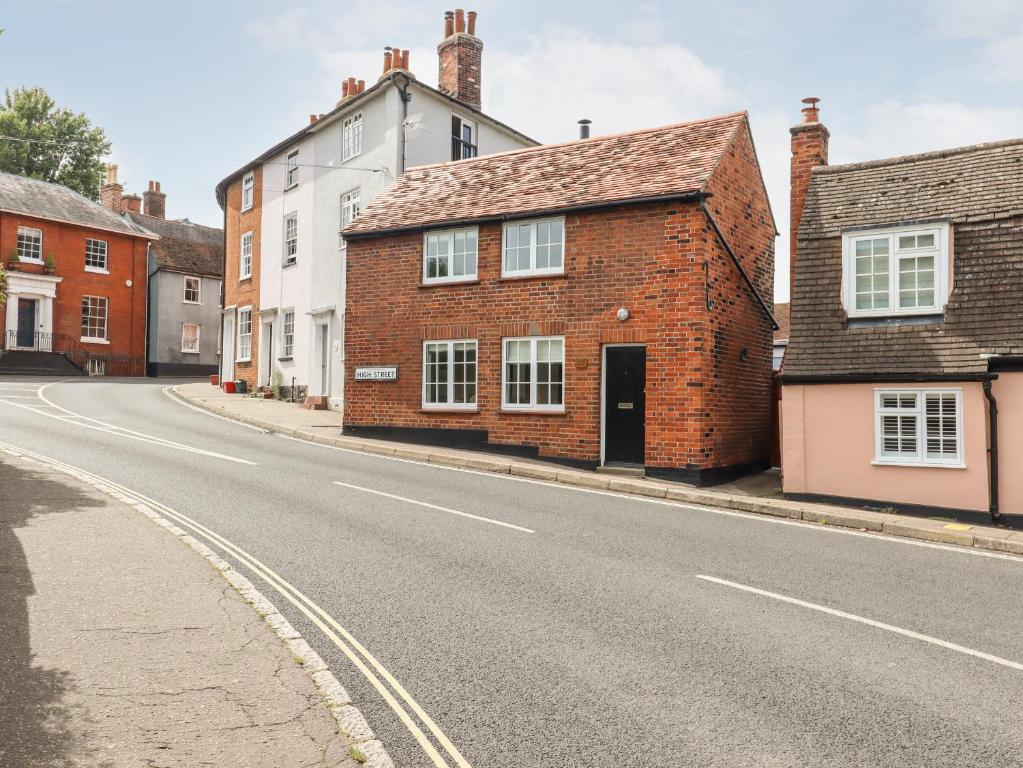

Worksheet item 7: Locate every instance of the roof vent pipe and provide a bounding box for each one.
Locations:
[578,119,592,139]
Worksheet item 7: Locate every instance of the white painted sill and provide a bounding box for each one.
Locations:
[871,460,966,470]
[180,349,201,355]
[80,337,110,345]
[85,266,109,274]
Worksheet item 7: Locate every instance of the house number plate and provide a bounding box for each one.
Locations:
[355,366,398,381]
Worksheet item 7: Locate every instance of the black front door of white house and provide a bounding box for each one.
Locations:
[16,298,36,348]
[603,345,646,465]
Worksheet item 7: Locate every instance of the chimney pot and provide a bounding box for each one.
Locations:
[467,11,477,35]
[357,79,365,94]
[383,48,393,72]
[106,164,118,185]
[444,11,454,38]
[455,8,465,33]
[400,49,409,70]
[578,118,592,139]
[310,113,318,124]
[800,96,821,123]
[342,80,350,97]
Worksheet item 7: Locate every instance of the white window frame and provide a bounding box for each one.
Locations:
[843,222,950,318]
[183,276,201,304]
[181,322,200,354]
[237,307,253,362]
[421,339,478,410]
[422,227,478,285]
[283,212,298,266]
[80,295,108,342]
[342,113,363,161]
[241,171,254,211]
[84,238,108,273]
[340,188,361,228]
[280,310,295,359]
[17,226,43,263]
[285,150,299,189]
[451,115,478,160]
[501,336,566,412]
[240,231,253,279]
[873,388,964,468]
[501,217,566,278]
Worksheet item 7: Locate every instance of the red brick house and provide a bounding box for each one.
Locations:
[0,171,154,376]
[341,113,778,483]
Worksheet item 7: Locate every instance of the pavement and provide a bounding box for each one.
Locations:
[0,450,376,768]
[2,376,1023,768]
[175,381,1023,556]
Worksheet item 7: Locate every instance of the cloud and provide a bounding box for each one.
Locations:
[930,0,1023,81]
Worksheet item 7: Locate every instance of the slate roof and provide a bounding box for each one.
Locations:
[784,138,1023,378]
[0,171,154,238]
[126,212,223,278]
[342,112,748,237]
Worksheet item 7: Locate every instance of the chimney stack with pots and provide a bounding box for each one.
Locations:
[143,180,166,219]
[438,9,483,109]
[789,97,829,299]
[120,193,141,213]
[99,164,124,213]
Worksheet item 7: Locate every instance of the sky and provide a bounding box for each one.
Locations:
[2,0,1021,300]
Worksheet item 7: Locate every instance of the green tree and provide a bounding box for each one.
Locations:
[0,87,111,199]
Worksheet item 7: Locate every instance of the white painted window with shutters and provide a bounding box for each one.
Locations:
[843,222,950,318]
[874,389,963,467]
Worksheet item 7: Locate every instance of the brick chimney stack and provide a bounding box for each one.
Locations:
[99,164,124,213]
[438,9,483,109]
[789,97,829,298]
[143,180,166,219]
[120,194,142,213]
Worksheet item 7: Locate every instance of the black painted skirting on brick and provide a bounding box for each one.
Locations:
[784,491,1019,530]
[647,460,770,488]
[147,362,218,378]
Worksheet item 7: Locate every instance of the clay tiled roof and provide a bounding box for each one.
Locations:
[773,303,790,343]
[343,112,748,237]
[127,212,223,278]
[785,139,1023,378]
[0,171,154,238]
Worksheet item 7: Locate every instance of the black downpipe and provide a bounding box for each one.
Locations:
[983,380,1001,523]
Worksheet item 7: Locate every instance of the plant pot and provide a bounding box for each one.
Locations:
[7,262,20,271]
[210,374,220,386]
[44,268,55,275]
[222,380,236,394]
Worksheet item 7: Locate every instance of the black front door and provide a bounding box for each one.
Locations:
[16,299,36,348]
[604,346,646,465]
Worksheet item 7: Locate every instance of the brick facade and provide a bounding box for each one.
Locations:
[789,102,829,299]
[222,167,262,389]
[0,211,148,373]
[344,122,775,481]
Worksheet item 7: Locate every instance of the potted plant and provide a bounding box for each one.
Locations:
[43,254,56,274]
[7,248,21,271]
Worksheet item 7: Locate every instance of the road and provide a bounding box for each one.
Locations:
[2,376,1022,768]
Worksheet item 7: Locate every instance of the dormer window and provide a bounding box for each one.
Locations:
[843,222,949,318]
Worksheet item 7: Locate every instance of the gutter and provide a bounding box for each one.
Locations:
[342,191,708,241]
[700,201,778,331]
[983,381,1002,524]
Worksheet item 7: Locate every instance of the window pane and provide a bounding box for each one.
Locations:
[917,234,935,247]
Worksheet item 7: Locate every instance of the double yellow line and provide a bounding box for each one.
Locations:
[0,441,471,768]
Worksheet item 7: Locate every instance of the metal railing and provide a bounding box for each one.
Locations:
[3,330,144,377]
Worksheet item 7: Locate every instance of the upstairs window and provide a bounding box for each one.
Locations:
[874,389,962,466]
[285,151,299,189]
[343,113,363,161]
[183,276,201,303]
[283,212,298,266]
[339,188,361,248]
[240,232,253,279]
[85,238,108,271]
[242,172,255,211]
[423,227,478,284]
[451,116,477,160]
[17,226,42,262]
[844,223,948,318]
[502,218,565,277]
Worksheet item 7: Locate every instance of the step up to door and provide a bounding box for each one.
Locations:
[0,350,86,376]
[596,463,646,477]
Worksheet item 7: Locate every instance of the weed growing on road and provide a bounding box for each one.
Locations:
[349,745,367,763]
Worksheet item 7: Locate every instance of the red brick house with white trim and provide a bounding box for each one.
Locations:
[341,112,778,483]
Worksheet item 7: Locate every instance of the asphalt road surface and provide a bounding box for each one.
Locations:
[2,376,1022,768]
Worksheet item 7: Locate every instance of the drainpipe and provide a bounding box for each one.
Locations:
[983,380,1001,523]
[390,73,412,175]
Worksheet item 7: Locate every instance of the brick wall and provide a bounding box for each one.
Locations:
[344,122,775,476]
[0,212,148,370]
[222,167,262,388]
[789,120,829,299]
[438,33,483,109]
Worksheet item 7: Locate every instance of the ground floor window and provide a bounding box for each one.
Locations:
[281,310,295,358]
[81,296,108,341]
[423,340,477,408]
[86,358,105,376]
[502,336,564,410]
[237,308,252,361]
[874,388,962,466]
[181,322,200,353]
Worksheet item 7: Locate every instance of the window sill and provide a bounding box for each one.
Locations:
[85,267,109,275]
[284,184,298,192]
[236,358,252,364]
[499,407,567,416]
[278,356,294,362]
[241,205,254,214]
[499,271,567,282]
[282,261,297,269]
[181,350,201,355]
[239,275,252,282]
[419,278,479,288]
[182,300,202,305]
[420,407,479,414]
[871,460,966,470]
[80,337,109,345]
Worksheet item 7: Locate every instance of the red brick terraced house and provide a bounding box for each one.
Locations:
[341,112,778,483]
[0,171,154,376]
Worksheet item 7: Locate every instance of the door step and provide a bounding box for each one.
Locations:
[597,464,646,477]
